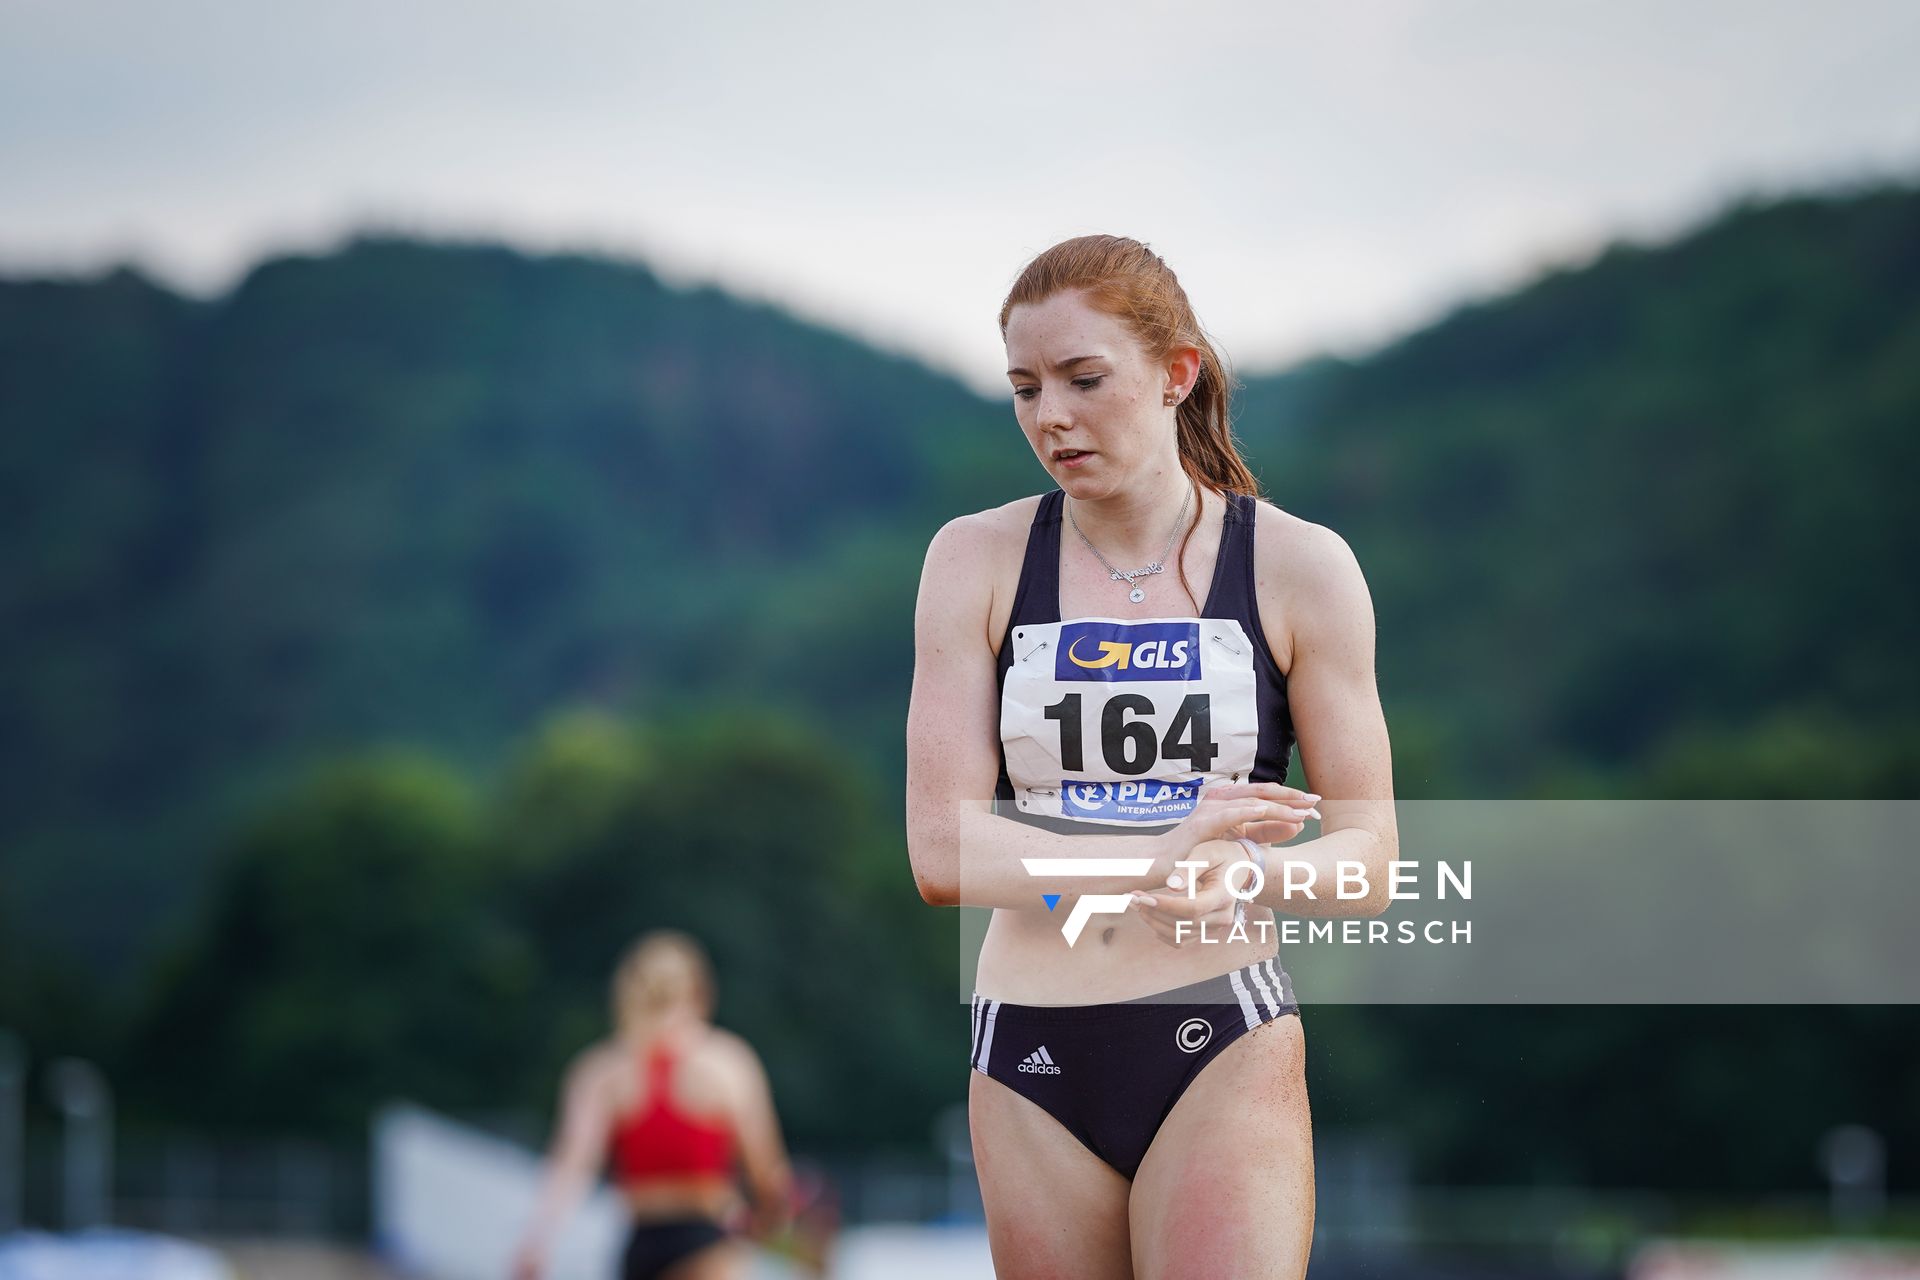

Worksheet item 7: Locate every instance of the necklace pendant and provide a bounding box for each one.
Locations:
[1128,586,1146,603]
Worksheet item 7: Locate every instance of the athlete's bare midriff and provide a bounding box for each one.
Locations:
[973,487,1295,1006]
[975,899,1283,1004]
[620,1175,738,1222]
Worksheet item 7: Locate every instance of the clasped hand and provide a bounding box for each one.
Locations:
[1133,781,1320,947]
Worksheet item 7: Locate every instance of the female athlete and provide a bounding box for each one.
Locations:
[511,930,795,1280]
[905,234,1398,1278]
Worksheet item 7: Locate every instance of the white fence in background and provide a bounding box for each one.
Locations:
[370,1103,1004,1280]
[373,1103,621,1280]
[371,1103,817,1280]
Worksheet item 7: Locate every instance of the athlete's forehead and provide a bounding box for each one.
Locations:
[1004,291,1136,378]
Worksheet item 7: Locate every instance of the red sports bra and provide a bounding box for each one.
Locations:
[608,1042,736,1183]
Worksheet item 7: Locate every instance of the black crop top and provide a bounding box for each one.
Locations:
[992,489,1294,835]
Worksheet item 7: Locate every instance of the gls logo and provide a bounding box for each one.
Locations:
[1056,621,1201,682]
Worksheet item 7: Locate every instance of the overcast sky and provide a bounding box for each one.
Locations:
[4,0,1916,395]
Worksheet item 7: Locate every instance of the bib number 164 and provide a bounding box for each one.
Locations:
[1042,693,1218,775]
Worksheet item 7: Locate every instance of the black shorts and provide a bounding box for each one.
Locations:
[969,954,1300,1180]
[620,1216,728,1280]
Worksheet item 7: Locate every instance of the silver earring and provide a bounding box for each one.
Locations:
[1164,390,1179,406]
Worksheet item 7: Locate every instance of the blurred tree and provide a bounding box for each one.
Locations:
[497,705,956,1151]
[126,752,533,1134]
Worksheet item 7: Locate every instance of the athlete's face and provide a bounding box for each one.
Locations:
[1004,290,1184,498]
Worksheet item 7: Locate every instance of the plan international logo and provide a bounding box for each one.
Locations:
[1056,621,1201,682]
[1060,778,1205,822]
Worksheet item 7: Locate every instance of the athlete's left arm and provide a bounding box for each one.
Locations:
[719,1033,796,1236]
[1252,513,1398,918]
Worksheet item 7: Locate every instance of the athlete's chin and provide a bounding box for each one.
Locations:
[1052,467,1114,497]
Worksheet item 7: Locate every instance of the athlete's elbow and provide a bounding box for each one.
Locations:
[1351,847,1397,917]
[911,857,958,907]
[1352,885,1393,919]
[904,831,955,906]
[750,1156,794,1209]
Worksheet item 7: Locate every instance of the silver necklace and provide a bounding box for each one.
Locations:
[1065,479,1193,604]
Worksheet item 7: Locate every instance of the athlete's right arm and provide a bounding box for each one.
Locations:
[511,1048,615,1280]
[905,514,1298,908]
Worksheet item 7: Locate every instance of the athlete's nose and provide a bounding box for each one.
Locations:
[1033,384,1073,434]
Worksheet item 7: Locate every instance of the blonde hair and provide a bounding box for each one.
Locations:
[611,930,715,1036]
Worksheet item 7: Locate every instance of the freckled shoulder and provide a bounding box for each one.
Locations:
[1250,497,1351,677]
[955,493,1049,660]
[962,491,1048,542]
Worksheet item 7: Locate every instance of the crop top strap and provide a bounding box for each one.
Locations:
[1209,491,1255,617]
[997,491,1062,680]
[1011,489,1063,630]
[642,1041,677,1087]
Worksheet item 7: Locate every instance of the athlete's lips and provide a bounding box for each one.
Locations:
[1053,448,1095,468]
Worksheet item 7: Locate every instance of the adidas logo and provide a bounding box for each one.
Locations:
[1017,1046,1062,1075]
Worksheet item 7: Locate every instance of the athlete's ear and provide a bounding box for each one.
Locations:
[1163,345,1202,401]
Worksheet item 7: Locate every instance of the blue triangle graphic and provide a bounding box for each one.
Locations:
[1042,894,1062,912]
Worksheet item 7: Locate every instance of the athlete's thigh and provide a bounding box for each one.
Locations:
[1128,1014,1313,1280]
[970,1070,1135,1279]
[658,1237,747,1280]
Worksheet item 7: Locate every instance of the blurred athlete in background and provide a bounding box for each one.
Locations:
[512,930,804,1280]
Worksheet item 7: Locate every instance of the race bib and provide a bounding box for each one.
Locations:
[1000,617,1260,826]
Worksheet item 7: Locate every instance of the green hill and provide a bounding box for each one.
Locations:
[1,240,995,970]
[3,185,1916,978]
[1239,185,1920,790]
